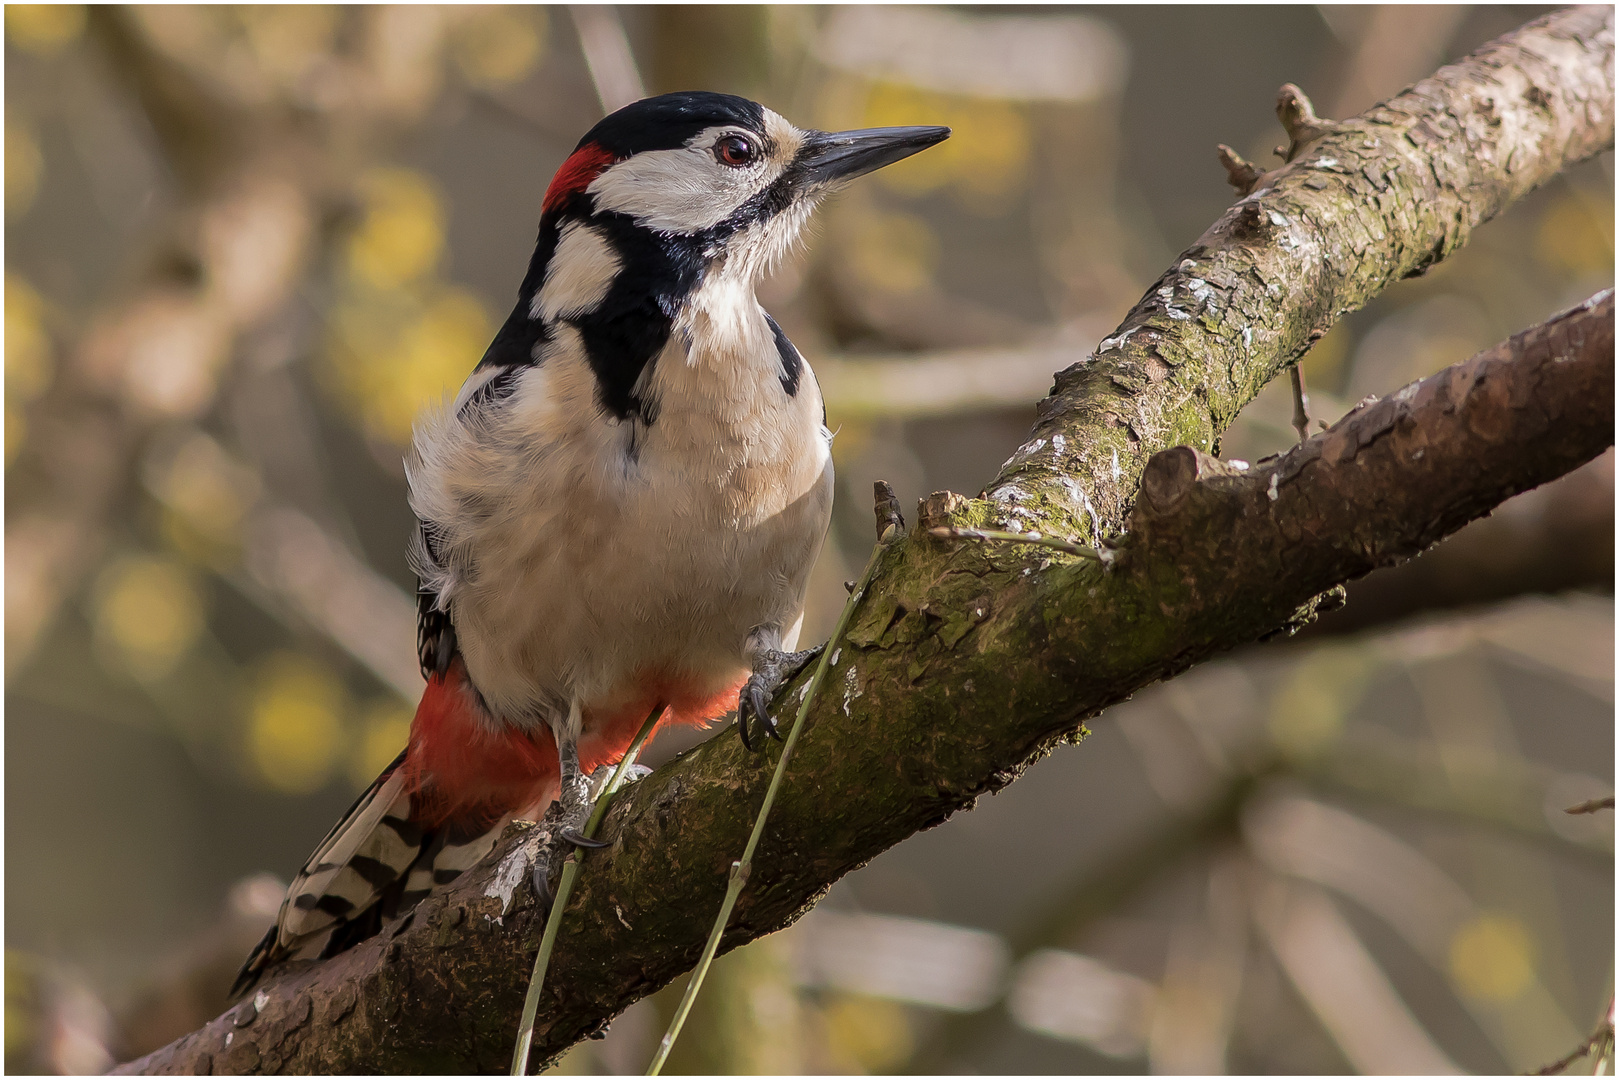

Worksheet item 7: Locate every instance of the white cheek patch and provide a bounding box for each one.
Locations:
[587,122,797,235]
[533,221,620,321]
[588,147,757,233]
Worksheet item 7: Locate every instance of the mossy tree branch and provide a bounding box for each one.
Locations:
[117,7,1614,1075]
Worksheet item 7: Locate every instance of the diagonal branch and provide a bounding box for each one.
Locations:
[1002,4,1612,533]
[114,296,1614,1075]
[116,7,1615,1075]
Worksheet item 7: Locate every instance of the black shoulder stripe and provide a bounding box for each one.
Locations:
[433,867,467,885]
[763,312,802,397]
[569,212,706,423]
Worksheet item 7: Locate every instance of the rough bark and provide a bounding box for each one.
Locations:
[998,4,1612,535]
[1307,448,1612,636]
[117,7,1615,1075]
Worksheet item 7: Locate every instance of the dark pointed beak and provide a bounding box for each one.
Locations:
[794,125,951,188]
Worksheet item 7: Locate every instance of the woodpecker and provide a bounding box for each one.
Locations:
[234,92,948,994]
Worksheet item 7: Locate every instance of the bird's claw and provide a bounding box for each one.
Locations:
[531,851,554,912]
[561,827,610,849]
[737,645,822,751]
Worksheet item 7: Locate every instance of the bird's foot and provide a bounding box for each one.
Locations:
[555,770,605,850]
[521,825,559,913]
[557,762,653,849]
[738,645,823,751]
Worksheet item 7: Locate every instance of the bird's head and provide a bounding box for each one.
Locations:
[476,92,946,392]
[540,91,950,282]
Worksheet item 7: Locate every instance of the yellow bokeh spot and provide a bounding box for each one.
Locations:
[6,122,42,219]
[147,433,259,560]
[346,169,446,290]
[454,6,546,88]
[250,653,347,794]
[236,5,339,84]
[844,210,940,295]
[326,284,491,445]
[350,699,411,789]
[92,554,205,682]
[5,5,86,56]
[821,993,913,1074]
[1449,913,1535,1003]
[6,273,53,403]
[852,82,1030,208]
[1268,646,1373,758]
[1535,192,1615,279]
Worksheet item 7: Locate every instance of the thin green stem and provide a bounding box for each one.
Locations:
[646,527,897,1075]
[928,525,1102,561]
[511,704,666,1076]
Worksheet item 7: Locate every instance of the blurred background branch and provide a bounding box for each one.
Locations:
[6,4,1610,1075]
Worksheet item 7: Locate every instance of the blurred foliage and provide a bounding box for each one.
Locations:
[2,4,1610,1075]
[451,6,548,89]
[248,652,348,795]
[325,167,496,446]
[4,4,86,57]
[90,554,205,684]
[1450,913,1537,1004]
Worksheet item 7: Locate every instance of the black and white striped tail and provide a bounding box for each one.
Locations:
[231,752,504,999]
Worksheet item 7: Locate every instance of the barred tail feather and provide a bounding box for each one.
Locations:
[232,667,554,998]
[233,666,739,997]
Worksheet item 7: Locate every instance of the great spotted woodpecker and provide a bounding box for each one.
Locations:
[234,92,948,994]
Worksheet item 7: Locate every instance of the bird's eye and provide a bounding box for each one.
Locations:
[714,135,756,167]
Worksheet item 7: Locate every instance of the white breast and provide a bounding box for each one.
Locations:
[407,283,832,730]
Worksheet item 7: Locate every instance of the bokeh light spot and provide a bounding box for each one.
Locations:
[142,431,259,566]
[6,273,53,402]
[1448,913,1535,1003]
[236,5,340,85]
[249,653,347,794]
[453,7,546,88]
[5,5,86,56]
[325,283,491,445]
[346,168,446,290]
[91,555,205,683]
[351,699,411,789]
[820,993,914,1073]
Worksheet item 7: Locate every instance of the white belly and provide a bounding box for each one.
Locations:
[415,326,834,728]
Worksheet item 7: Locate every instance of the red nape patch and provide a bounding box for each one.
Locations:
[542,142,617,215]
[402,662,559,829]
